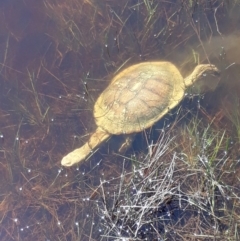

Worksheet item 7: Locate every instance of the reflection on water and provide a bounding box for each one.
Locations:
[0,0,240,240]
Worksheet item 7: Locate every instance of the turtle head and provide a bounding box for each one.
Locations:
[184,64,220,94]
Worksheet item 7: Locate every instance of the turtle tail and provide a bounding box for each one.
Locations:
[61,127,110,166]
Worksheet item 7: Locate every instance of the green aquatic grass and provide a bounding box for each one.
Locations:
[97,116,240,240]
[223,97,240,143]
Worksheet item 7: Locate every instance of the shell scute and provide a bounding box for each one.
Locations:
[94,62,184,134]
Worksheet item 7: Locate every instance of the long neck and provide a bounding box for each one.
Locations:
[61,127,110,166]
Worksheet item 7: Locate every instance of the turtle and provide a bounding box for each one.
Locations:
[61,61,219,166]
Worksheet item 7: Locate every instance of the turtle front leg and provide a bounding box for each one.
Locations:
[61,127,110,167]
[118,134,135,153]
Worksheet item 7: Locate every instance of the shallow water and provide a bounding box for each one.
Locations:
[0,0,240,240]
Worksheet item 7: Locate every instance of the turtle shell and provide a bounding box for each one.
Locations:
[94,62,185,135]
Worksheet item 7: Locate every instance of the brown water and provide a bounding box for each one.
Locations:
[0,0,240,240]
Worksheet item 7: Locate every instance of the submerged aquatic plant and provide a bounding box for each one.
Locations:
[223,97,240,143]
[97,119,240,240]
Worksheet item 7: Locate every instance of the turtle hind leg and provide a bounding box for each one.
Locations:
[61,127,110,167]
